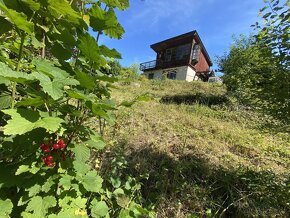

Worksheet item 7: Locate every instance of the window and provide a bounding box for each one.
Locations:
[165,44,191,62]
[165,49,172,62]
[148,73,154,79]
[167,71,177,80]
[191,44,200,65]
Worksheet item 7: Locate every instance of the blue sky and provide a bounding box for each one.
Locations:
[97,0,265,70]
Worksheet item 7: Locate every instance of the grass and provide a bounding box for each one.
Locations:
[102,80,290,217]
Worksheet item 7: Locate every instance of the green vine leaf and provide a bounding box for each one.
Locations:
[0,199,13,218]
[71,144,90,162]
[78,33,101,62]
[2,108,64,135]
[21,0,40,11]
[47,0,81,24]
[90,199,109,218]
[0,2,34,35]
[0,62,34,83]
[82,171,103,193]
[24,196,56,217]
[75,70,95,90]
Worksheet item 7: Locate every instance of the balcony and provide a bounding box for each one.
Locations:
[140,59,189,71]
[139,60,157,71]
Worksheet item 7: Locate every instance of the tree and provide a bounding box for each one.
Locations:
[218,0,289,123]
[218,34,289,122]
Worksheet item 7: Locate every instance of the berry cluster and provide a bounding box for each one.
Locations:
[40,139,67,167]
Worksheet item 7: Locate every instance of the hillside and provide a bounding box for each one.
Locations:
[105,80,290,217]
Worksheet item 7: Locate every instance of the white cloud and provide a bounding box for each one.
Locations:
[126,0,205,30]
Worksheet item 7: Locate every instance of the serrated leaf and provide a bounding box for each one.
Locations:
[0,95,12,110]
[59,174,72,189]
[51,42,72,60]
[31,37,45,48]
[47,0,81,24]
[27,184,41,197]
[99,45,121,58]
[82,171,103,193]
[15,165,30,175]
[91,200,108,218]
[16,97,44,107]
[75,70,95,90]
[0,62,34,83]
[73,160,91,176]
[21,0,40,11]
[78,33,100,62]
[0,199,13,217]
[0,3,34,34]
[84,134,105,150]
[25,196,56,217]
[71,144,90,162]
[1,108,64,135]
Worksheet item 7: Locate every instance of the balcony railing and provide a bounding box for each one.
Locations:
[139,60,157,71]
[140,59,190,71]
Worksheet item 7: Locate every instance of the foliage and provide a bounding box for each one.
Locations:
[0,0,152,217]
[218,34,289,123]
[253,0,289,67]
[218,0,289,123]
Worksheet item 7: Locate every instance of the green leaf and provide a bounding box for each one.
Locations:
[15,165,30,175]
[0,3,34,35]
[71,144,90,162]
[78,33,100,62]
[73,160,91,176]
[75,70,95,90]
[27,184,41,197]
[0,62,34,83]
[82,171,103,193]
[0,199,13,218]
[101,0,129,10]
[31,60,79,99]
[2,108,64,135]
[0,95,12,110]
[59,174,72,190]
[85,133,106,150]
[16,97,44,107]
[51,42,72,60]
[25,196,56,217]
[21,0,40,11]
[47,0,81,24]
[31,37,45,49]
[91,200,109,218]
[0,16,13,35]
[99,45,121,58]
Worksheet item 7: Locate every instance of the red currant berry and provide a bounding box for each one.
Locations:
[53,143,60,150]
[40,144,50,153]
[46,162,54,167]
[58,139,66,149]
[46,155,53,162]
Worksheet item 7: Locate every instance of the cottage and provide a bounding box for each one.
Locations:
[140,30,212,81]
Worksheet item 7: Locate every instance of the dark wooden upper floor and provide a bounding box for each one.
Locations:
[140,30,212,73]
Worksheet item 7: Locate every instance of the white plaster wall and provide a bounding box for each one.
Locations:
[144,66,196,82]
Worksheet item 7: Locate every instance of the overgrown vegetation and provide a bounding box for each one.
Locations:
[218,0,289,123]
[0,0,153,217]
[108,80,289,217]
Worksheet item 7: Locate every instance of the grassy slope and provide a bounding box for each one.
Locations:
[106,80,289,217]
